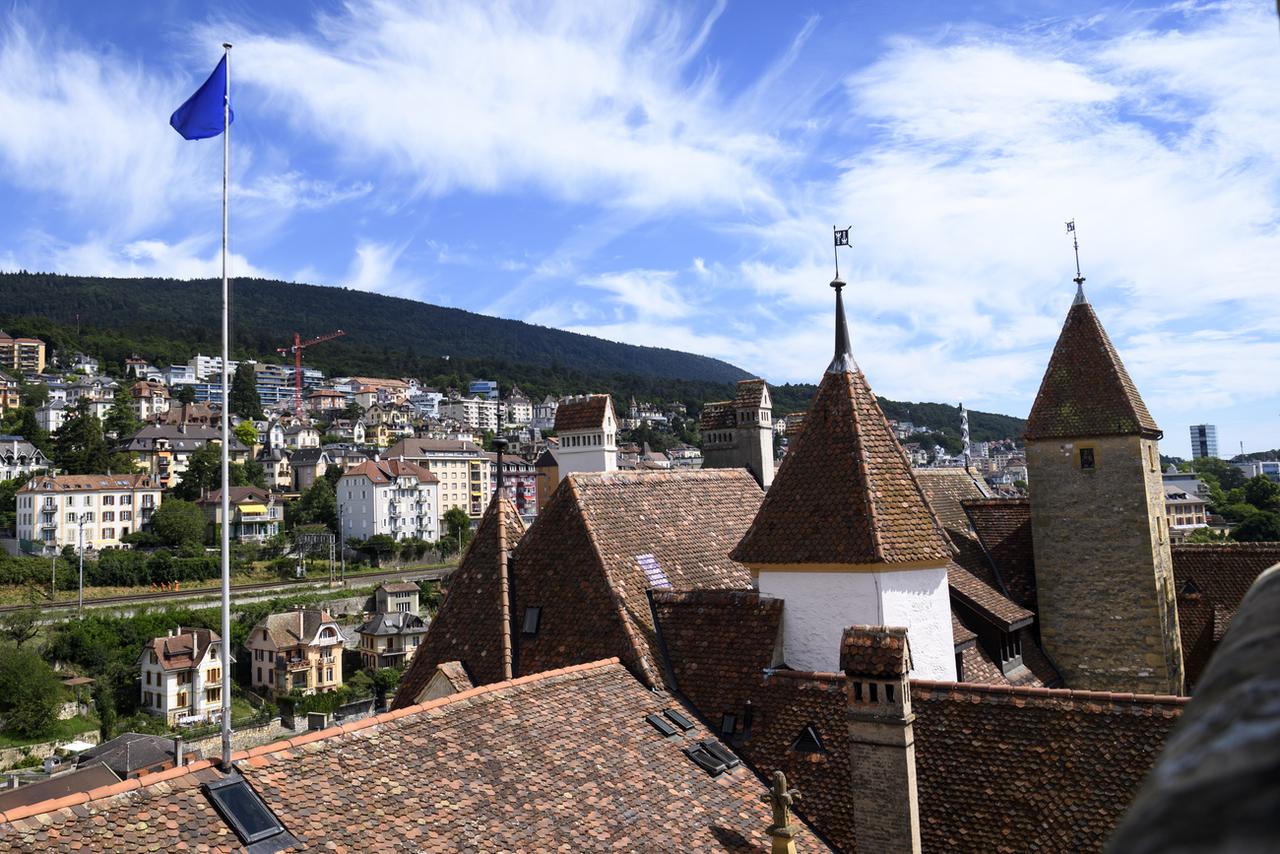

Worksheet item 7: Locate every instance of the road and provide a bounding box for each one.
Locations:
[0,563,456,616]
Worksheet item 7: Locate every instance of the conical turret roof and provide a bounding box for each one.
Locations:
[1026,291,1159,441]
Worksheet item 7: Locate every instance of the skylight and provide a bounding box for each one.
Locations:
[791,724,827,756]
[204,773,294,850]
[636,554,671,589]
[645,713,678,738]
[663,708,695,732]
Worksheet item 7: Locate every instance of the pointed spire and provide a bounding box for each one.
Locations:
[1067,219,1087,305]
[826,276,858,374]
[1072,279,1087,306]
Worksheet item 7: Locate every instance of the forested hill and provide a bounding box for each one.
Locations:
[0,271,1027,442]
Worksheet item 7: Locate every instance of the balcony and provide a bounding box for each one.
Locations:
[275,654,309,671]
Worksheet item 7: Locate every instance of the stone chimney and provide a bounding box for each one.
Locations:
[840,625,921,854]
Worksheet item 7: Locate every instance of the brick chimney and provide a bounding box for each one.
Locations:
[840,625,921,854]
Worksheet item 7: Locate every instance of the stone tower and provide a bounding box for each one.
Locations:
[1024,281,1184,695]
[699,379,775,489]
[732,277,957,679]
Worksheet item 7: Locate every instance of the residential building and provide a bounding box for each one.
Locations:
[698,378,775,489]
[532,394,558,430]
[244,609,347,697]
[1163,465,1210,498]
[16,473,161,552]
[196,487,283,542]
[1164,483,1208,531]
[356,584,428,669]
[469,379,499,400]
[305,388,346,413]
[128,380,170,421]
[161,364,195,386]
[0,331,46,374]
[1234,459,1280,483]
[34,400,68,433]
[502,384,533,426]
[74,733,197,781]
[65,377,118,420]
[338,458,440,542]
[137,627,225,725]
[188,353,238,382]
[117,425,249,490]
[282,422,321,450]
[341,376,411,404]
[0,435,51,481]
[1189,423,1218,459]
[290,448,331,492]
[439,395,499,432]
[407,387,443,418]
[383,437,493,521]
[1024,280,1183,695]
[487,452,538,522]
[552,394,617,481]
[69,354,100,375]
[257,446,292,491]
[0,370,19,412]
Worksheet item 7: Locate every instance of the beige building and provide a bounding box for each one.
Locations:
[383,437,493,522]
[1165,483,1208,531]
[0,331,46,374]
[244,609,347,698]
[16,473,160,552]
[698,378,775,489]
[138,627,225,725]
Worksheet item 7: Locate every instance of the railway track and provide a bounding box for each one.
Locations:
[0,563,455,615]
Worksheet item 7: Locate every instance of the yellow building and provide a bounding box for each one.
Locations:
[0,331,46,374]
[244,609,347,697]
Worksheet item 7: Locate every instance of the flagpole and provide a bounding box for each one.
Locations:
[219,41,233,769]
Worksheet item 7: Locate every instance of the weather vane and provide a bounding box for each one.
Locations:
[1065,219,1084,286]
[833,225,851,280]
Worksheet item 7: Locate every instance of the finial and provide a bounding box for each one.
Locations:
[1066,219,1086,305]
[763,770,802,853]
[827,226,858,375]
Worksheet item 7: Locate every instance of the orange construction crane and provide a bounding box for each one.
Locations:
[277,330,345,418]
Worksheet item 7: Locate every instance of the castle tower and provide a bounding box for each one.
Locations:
[1024,279,1184,695]
[731,277,957,679]
[698,378,775,489]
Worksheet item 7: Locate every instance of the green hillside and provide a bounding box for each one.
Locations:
[0,272,1027,441]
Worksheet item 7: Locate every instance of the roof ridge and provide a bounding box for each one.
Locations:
[844,371,884,562]
[910,679,1189,709]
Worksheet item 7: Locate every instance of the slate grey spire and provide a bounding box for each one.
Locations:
[826,276,858,374]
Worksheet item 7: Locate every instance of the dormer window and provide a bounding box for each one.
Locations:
[1079,448,1095,470]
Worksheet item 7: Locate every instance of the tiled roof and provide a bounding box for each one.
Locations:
[913,467,990,532]
[838,626,910,677]
[19,473,158,493]
[251,609,343,649]
[394,497,526,705]
[951,613,977,646]
[383,437,485,457]
[697,401,735,431]
[0,661,829,853]
[433,660,474,694]
[732,368,952,566]
[356,611,427,637]
[380,580,419,593]
[141,627,220,672]
[1025,298,1160,440]
[948,561,1034,631]
[554,394,613,432]
[962,497,1038,611]
[732,379,768,409]
[339,458,438,485]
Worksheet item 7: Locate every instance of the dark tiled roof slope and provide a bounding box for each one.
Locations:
[732,379,767,409]
[554,394,612,431]
[698,401,736,430]
[733,368,952,566]
[948,562,1034,631]
[393,497,525,707]
[1025,300,1160,440]
[914,468,989,532]
[912,681,1184,853]
[839,626,909,677]
[962,498,1038,611]
[1,662,824,852]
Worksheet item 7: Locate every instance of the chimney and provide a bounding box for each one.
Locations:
[173,734,185,768]
[840,625,921,854]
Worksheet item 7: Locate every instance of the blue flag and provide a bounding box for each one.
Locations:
[170,55,233,140]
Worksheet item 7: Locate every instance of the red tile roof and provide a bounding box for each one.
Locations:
[732,379,768,409]
[697,401,736,431]
[732,368,952,566]
[394,496,526,705]
[141,627,220,672]
[0,661,829,852]
[553,394,613,432]
[19,473,158,493]
[838,626,910,677]
[340,457,438,484]
[914,467,990,532]
[1026,298,1160,440]
[948,561,1034,631]
[962,497,1038,611]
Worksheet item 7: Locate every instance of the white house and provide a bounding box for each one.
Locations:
[338,458,441,543]
[553,394,618,481]
[138,627,226,726]
[439,396,499,432]
[0,435,51,481]
[16,473,161,552]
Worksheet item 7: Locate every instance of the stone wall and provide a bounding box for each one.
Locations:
[1026,434,1184,695]
[0,731,100,770]
[184,717,295,759]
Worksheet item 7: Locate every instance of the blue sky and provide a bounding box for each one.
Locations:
[1,1,1278,458]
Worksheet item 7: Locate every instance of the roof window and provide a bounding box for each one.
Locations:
[645,713,678,738]
[662,708,695,732]
[1079,447,1095,470]
[521,607,541,636]
[637,554,671,589]
[203,773,296,851]
[683,740,741,777]
[719,712,737,738]
[791,724,827,756]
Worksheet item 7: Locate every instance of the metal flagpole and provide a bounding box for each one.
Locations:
[219,42,233,769]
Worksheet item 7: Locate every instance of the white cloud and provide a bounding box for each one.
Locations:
[343,239,419,297]
[216,0,786,214]
[0,233,272,280]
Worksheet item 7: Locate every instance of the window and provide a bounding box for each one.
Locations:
[102,527,114,539]
[646,713,679,737]
[103,511,114,522]
[791,724,827,755]
[521,607,541,636]
[719,713,737,738]
[203,774,292,848]
[121,494,132,505]
[1079,448,1095,470]
[208,668,221,683]
[121,510,132,521]
[663,709,696,732]
[102,495,115,506]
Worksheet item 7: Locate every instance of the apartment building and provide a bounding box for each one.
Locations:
[502,385,533,426]
[383,437,493,522]
[196,487,283,542]
[338,458,441,543]
[0,331,46,374]
[118,425,250,490]
[439,396,499,432]
[16,473,161,552]
[129,380,171,421]
[138,627,226,725]
[244,609,347,698]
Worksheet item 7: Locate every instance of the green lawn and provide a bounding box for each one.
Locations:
[0,714,98,749]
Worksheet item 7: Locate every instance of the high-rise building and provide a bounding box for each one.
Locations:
[1189,424,1218,459]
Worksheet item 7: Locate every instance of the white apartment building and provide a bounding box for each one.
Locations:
[502,386,533,427]
[189,353,239,382]
[138,627,225,726]
[16,473,161,552]
[382,438,494,522]
[338,458,440,543]
[532,395,559,431]
[553,394,618,481]
[439,396,499,432]
[408,388,443,418]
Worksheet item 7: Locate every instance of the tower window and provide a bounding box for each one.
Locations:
[1079,448,1095,470]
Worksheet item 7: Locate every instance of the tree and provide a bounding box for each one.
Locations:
[1233,512,1280,542]
[150,499,207,547]
[0,646,63,737]
[229,364,264,420]
[234,420,259,448]
[93,676,117,740]
[443,507,471,553]
[0,598,40,648]
[16,407,52,457]
[343,399,365,421]
[293,478,337,533]
[103,394,140,439]
[174,442,221,500]
[53,398,111,474]
[175,384,197,405]
[1243,475,1280,513]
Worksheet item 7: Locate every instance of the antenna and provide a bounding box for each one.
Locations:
[1066,219,1086,304]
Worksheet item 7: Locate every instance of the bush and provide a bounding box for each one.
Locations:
[0,646,64,738]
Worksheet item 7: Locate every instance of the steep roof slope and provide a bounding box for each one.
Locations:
[1026,295,1160,440]
[1,662,825,852]
[733,366,951,565]
[913,467,990,532]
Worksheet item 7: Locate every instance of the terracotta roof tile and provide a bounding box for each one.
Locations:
[962,498,1038,611]
[914,467,990,532]
[1025,298,1160,440]
[732,368,952,566]
[948,562,1034,631]
[951,613,977,646]
[838,626,910,677]
[732,379,767,409]
[697,401,735,431]
[553,394,613,432]
[0,661,828,852]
